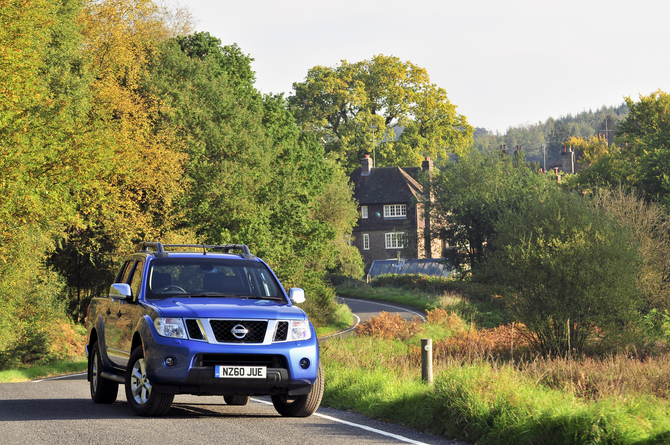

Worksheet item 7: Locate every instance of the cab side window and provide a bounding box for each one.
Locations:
[129,261,145,298]
[117,261,134,284]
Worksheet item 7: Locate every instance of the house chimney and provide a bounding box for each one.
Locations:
[422,156,433,173]
[561,145,575,174]
[361,154,373,176]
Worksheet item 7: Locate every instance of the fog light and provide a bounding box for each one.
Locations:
[299,357,311,370]
[165,356,177,367]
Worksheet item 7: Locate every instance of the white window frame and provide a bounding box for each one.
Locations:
[385,232,405,249]
[383,204,406,218]
[361,206,368,219]
[363,234,370,250]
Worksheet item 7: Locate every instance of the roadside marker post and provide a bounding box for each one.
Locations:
[421,338,433,383]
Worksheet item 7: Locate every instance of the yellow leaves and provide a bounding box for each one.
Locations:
[568,135,611,167]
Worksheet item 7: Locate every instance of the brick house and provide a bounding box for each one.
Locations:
[349,155,440,272]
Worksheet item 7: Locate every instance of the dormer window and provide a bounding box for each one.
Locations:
[361,206,368,219]
[383,204,406,218]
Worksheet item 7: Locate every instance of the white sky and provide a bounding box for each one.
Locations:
[182,0,670,133]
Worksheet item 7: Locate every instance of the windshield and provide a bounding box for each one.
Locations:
[145,258,283,300]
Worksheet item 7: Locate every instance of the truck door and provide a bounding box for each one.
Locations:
[105,260,140,368]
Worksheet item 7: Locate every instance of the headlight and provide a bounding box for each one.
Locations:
[154,318,187,339]
[289,320,311,341]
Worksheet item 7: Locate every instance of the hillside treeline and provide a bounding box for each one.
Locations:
[0,0,361,367]
[473,103,629,167]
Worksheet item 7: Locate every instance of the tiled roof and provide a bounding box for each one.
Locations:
[350,167,424,204]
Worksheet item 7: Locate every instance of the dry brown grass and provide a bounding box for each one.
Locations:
[518,353,670,401]
[354,311,424,341]
[353,308,670,402]
[49,321,87,361]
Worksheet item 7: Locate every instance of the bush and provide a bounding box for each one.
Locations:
[0,225,76,369]
[298,280,342,328]
[480,189,643,355]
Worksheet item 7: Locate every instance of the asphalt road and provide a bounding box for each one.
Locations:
[0,299,468,445]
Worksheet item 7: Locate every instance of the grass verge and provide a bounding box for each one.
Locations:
[322,333,670,445]
[0,358,88,383]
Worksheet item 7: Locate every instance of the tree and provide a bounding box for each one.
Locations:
[289,55,473,171]
[472,105,628,166]
[431,151,554,272]
[0,0,97,361]
[569,91,670,212]
[616,90,670,209]
[482,188,642,355]
[47,0,192,321]
[143,35,360,322]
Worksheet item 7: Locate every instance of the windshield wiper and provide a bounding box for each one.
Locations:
[197,293,236,298]
[239,295,284,301]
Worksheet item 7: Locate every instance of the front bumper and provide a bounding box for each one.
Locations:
[142,325,319,397]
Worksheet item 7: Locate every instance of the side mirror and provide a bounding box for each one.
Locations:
[110,283,133,301]
[289,288,306,304]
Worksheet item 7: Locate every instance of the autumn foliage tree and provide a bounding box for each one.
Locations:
[289,55,473,171]
[0,0,362,365]
[571,91,670,212]
[47,0,194,322]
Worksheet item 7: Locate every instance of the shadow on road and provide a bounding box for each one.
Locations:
[0,397,282,421]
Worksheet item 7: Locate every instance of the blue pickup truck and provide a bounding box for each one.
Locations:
[85,242,323,417]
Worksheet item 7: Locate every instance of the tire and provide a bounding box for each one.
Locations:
[271,362,324,417]
[125,347,174,416]
[89,342,118,404]
[224,395,250,406]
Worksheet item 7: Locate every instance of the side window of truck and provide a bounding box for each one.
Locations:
[129,261,144,298]
[116,261,134,284]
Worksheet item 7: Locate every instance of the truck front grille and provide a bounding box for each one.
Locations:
[273,321,288,341]
[185,319,204,340]
[209,320,268,343]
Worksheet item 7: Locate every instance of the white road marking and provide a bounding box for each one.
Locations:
[319,313,361,339]
[252,398,429,445]
[33,372,87,382]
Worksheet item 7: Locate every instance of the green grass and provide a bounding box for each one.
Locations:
[0,359,87,383]
[321,335,670,445]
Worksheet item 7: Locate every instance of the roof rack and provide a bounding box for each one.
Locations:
[139,242,255,259]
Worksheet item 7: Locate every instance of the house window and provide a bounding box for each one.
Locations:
[384,204,406,218]
[363,234,370,250]
[385,232,405,249]
[361,206,368,219]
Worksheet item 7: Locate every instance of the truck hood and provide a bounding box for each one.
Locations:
[146,298,307,320]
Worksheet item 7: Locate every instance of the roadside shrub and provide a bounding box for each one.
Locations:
[0,226,74,369]
[480,188,643,355]
[298,281,341,328]
[591,187,670,312]
[356,309,531,362]
[355,311,423,341]
[372,274,455,294]
[371,274,501,304]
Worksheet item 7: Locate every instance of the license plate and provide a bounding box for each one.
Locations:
[215,366,266,379]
